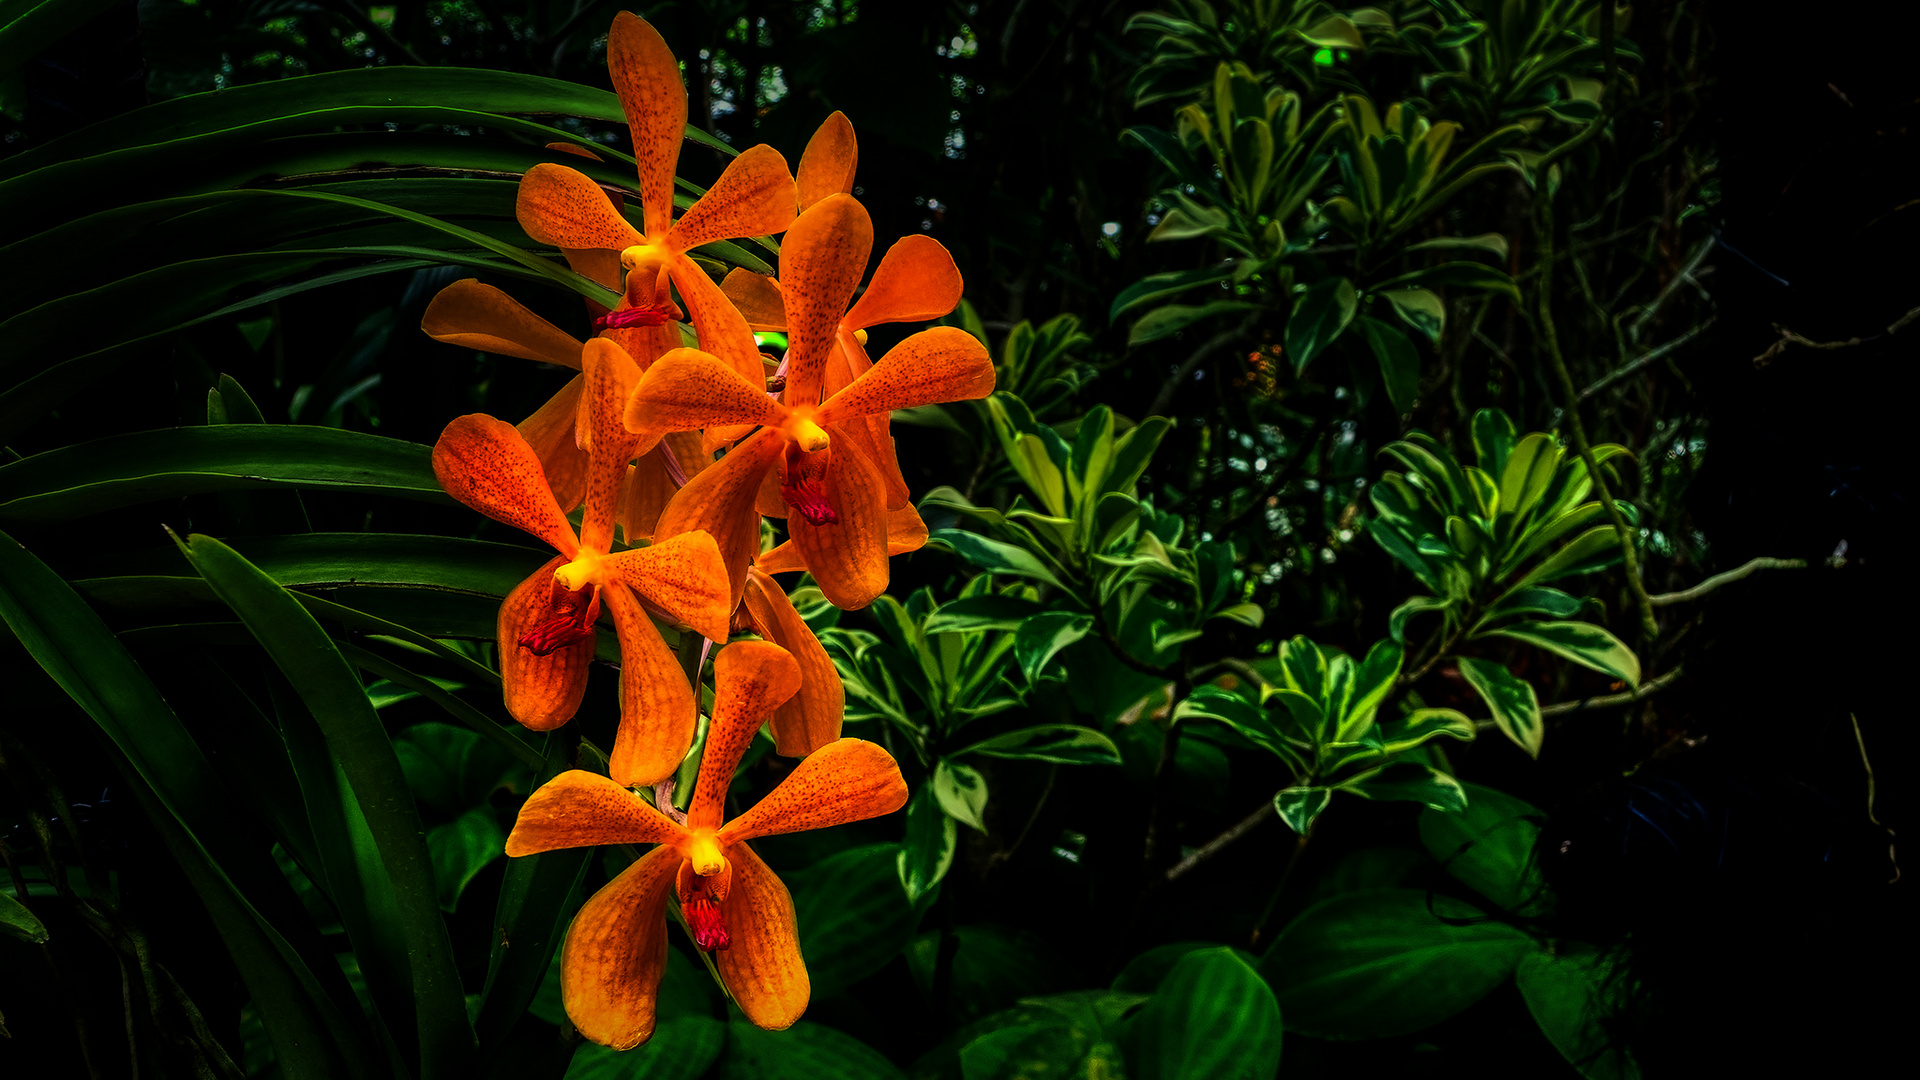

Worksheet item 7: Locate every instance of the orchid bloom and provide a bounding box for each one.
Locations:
[514,11,794,389]
[432,337,731,786]
[504,640,908,1048]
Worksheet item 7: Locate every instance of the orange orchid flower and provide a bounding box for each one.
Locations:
[432,337,732,786]
[504,639,908,1049]
[625,318,993,610]
[514,11,794,388]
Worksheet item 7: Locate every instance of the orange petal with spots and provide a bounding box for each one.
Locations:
[422,279,584,368]
[518,163,644,251]
[817,326,995,425]
[753,542,805,575]
[778,194,873,407]
[721,268,788,331]
[665,428,713,480]
[668,143,797,253]
[604,586,699,788]
[843,235,963,330]
[618,448,678,542]
[795,111,857,211]
[786,440,889,610]
[517,376,589,513]
[579,338,646,554]
[719,739,907,844]
[753,459,787,519]
[506,769,688,855]
[654,428,783,607]
[498,559,594,730]
[833,412,908,510]
[603,529,733,644]
[742,569,843,757]
[713,843,807,1031]
[598,318,682,375]
[607,12,687,237]
[688,641,803,831]
[669,251,770,388]
[433,414,579,557]
[560,844,680,1050]
[625,346,779,442]
[886,501,929,554]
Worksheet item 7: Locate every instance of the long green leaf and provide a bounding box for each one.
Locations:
[179,532,475,1078]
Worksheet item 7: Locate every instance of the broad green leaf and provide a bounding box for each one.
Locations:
[791,844,920,996]
[1359,315,1422,411]
[1110,941,1256,994]
[1379,287,1444,343]
[1417,783,1546,913]
[1507,525,1624,591]
[928,530,1065,588]
[1517,950,1643,1080]
[1371,261,1521,300]
[1104,416,1172,498]
[178,533,473,1070]
[1486,620,1640,686]
[898,786,958,904]
[1284,277,1358,373]
[1376,708,1476,754]
[922,594,1049,634]
[1014,612,1094,685]
[1470,409,1518,477]
[907,924,1079,1026]
[1211,602,1265,627]
[722,1020,905,1080]
[1479,586,1583,626]
[566,1016,725,1080]
[955,724,1122,766]
[1457,657,1544,757]
[1134,947,1283,1080]
[425,807,505,913]
[0,890,48,943]
[934,760,992,833]
[1299,14,1364,48]
[0,427,445,525]
[1264,889,1534,1039]
[1127,300,1263,346]
[1110,265,1236,321]
[1341,762,1467,813]
[1273,787,1332,834]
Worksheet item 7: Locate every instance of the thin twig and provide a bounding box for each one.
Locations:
[1165,800,1275,882]
[1506,665,1686,721]
[1753,304,1920,367]
[1579,318,1714,401]
[1851,714,1899,884]
[1646,555,1822,606]
[1626,236,1715,339]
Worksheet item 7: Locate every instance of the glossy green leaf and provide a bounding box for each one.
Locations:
[1517,950,1643,1080]
[1127,299,1263,346]
[791,844,920,996]
[908,924,1079,1026]
[1389,595,1453,643]
[1406,233,1510,260]
[178,533,474,1072]
[1418,782,1546,914]
[1110,266,1235,321]
[1372,261,1521,300]
[1457,656,1544,757]
[1479,586,1583,626]
[566,1016,725,1080]
[1273,786,1332,834]
[1379,287,1445,342]
[1264,889,1534,1039]
[898,786,958,904]
[922,594,1049,634]
[1507,525,1624,591]
[1014,611,1094,684]
[928,529,1065,588]
[1341,762,1467,813]
[0,427,445,524]
[1360,315,1422,411]
[0,890,48,943]
[1134,947,1283,1080]
[956,724,1121,766]
[1284,277,1358,373]
[1486,620,1641,686]
[934,760,992,833]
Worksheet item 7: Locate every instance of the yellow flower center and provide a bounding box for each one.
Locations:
[780,409,831,454]
[553,552,607,592]
[686,833,727,878]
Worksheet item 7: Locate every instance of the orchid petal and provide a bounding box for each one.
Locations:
[815,326,995,426]
[517,375,589,513]
[720,268,788,331]
[433,414,579,557]
[719,739,907,844]
[688,641,803,831]
[786,439,889,610]
[498,559,594,730]
[842,235,963,330]
[517,163,645,251]
[669,251,770,388]
[560,844,681,1050]
[742,569,844,756]
[579,338,645,554]
[602,530,732,644]
[654,429,783,607]
[667,143,797,252]
[617,447,678,542]
[607,12,687,237]
[506,769,688,855]
[795,111,857,212]
[422,279,584,368]
[624,347,780,442]
[713,843,808,1031]
[604,585,699,788]
[779,194,873,406]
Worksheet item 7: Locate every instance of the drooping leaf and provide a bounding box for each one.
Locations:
[1133,947,1283,1080]
[1417,782,1547,914]
[1485,620,1641,686]
[955,724,1122,766]
[1456,656,1544,757]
